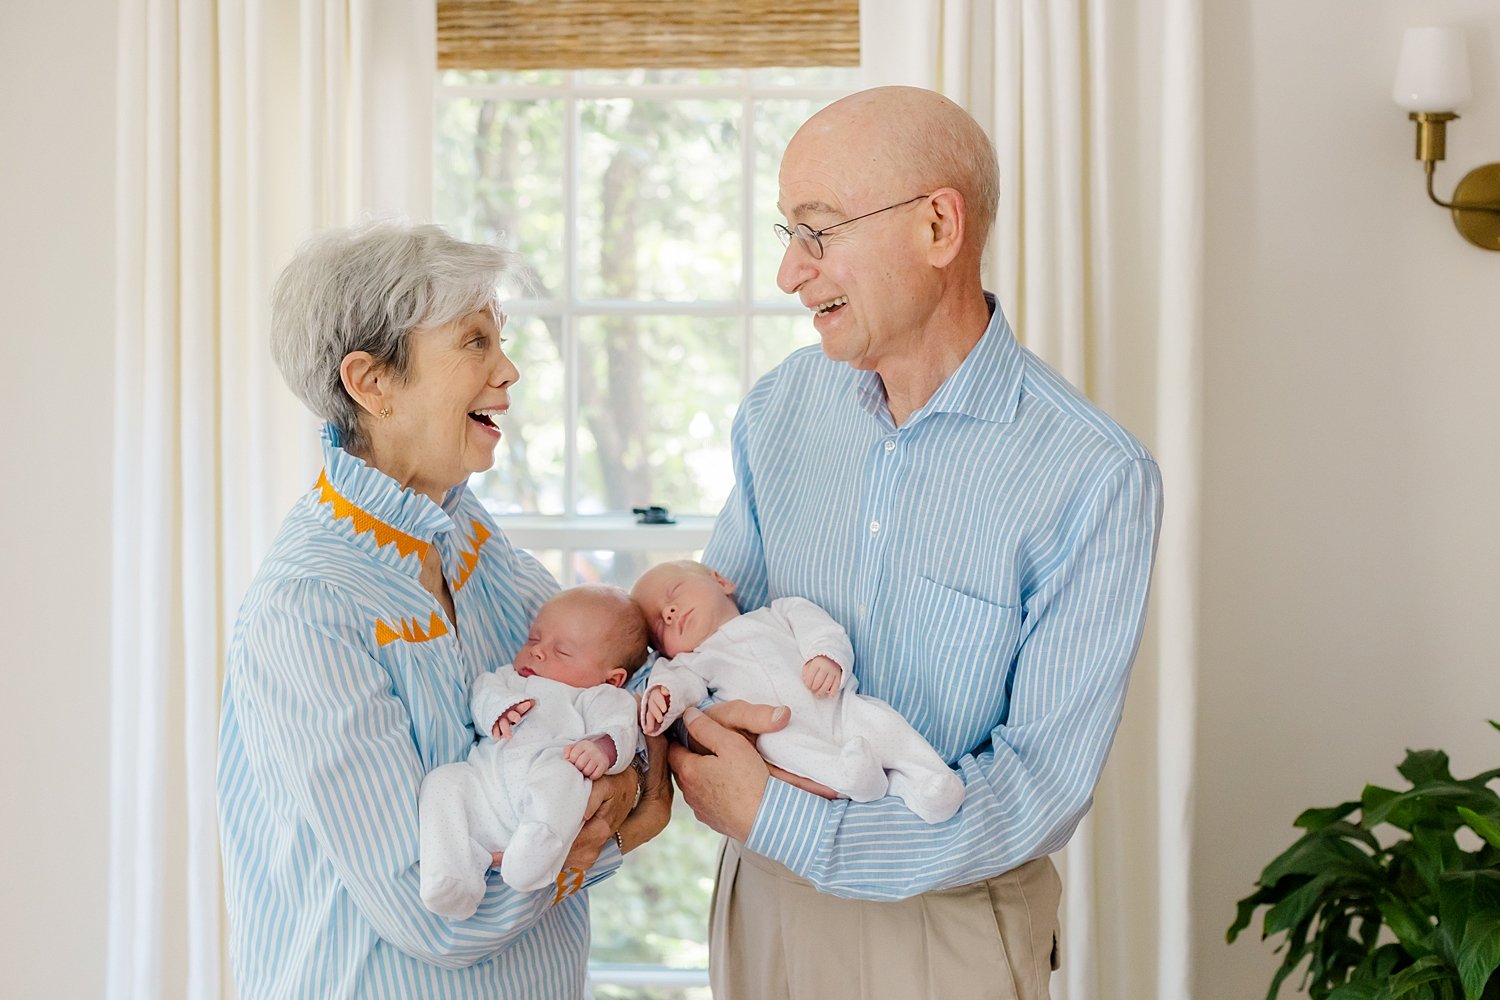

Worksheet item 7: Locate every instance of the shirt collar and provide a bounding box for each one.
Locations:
[853,292,1024,426]
[317,423,462,560]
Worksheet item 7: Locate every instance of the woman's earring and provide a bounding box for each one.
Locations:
[378,406,391,419]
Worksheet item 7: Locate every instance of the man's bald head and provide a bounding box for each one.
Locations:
[786,87,999,261]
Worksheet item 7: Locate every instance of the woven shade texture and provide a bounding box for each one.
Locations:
[437,0,860,70]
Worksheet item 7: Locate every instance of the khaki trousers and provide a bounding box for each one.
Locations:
[709,840,1061,1000]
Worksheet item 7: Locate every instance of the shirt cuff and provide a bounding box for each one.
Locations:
[745,776,834,875]
[580,835,624,890]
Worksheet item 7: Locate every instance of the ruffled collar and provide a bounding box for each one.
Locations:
[316,423,464,560]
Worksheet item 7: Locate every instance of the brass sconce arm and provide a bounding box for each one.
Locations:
[1424,162,1500,214]
[1407,112,1500,250]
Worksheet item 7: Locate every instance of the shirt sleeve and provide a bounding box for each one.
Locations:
[234,577,621,968]
[641,654,713,733]
[771,597,855,685]
[470,667,532,737]
[746,456,1163,900]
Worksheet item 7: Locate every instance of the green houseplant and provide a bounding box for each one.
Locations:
[1228,722,1500,1000]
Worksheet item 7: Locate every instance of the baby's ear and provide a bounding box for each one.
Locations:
[711,570,736,596]
[605,667,628,688]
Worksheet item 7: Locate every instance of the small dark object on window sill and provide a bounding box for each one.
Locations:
[632,505,676,525]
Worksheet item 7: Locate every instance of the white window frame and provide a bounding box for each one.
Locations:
[439,73,853,582]
[437,70,854,993]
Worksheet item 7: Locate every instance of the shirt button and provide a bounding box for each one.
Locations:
[870,520,880,533]
[884,440,896,453]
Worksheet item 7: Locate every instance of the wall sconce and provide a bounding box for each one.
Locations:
[1393,26,1500,251]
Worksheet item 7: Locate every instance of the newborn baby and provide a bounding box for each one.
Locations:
[631,561,963,824]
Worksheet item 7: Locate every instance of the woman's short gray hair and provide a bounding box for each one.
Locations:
[270,221,519,451]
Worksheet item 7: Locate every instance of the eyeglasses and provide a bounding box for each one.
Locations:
[773,193,932,260]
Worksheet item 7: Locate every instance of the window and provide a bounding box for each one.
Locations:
[434,66,857,997]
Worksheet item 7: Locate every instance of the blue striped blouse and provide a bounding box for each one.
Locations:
[216,426,618,998]
[703,295,1163,901]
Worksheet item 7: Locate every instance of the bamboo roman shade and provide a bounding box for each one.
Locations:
[437,0,860,70]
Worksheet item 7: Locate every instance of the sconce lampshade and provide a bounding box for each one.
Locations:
[1393,26,1472,111]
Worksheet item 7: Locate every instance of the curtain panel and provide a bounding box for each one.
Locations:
[109,2,434,996]
[859,2,1204,997]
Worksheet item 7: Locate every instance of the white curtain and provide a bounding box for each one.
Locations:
[108,2,434,997]
[860,2,1203,998]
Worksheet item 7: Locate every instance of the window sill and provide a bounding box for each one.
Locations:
[485,510,715,552]
[589,963,710,989]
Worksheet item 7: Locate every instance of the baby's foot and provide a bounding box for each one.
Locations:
[501,822,568,893]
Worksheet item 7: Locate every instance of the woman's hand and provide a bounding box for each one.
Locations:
[615,731,673,854]
[561,767,636,871]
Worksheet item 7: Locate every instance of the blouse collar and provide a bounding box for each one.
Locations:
[316,423,463,560]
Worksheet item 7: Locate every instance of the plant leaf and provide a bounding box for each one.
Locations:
[1379,896,1440,956]
[1401,751,1457,786]
[1365,786,1499,833]
[1326,984,1384,1000]
[1386,955,1457,998]
[1265,873,1340,936]
[1458,808,1500,851]
[1299,801,1363,831]
[1229,883,1284,942]
[1457,914,1500,1000]
[1261,830,1382,885]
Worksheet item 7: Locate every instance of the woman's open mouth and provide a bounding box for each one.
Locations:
[468,407,505,436]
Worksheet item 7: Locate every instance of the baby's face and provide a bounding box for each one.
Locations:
[514,595,625,688]
[632,563,740,657]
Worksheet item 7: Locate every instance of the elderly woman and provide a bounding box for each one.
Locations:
[216,222,671,998]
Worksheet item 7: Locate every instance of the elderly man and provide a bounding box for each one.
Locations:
[666,86,1163,1000]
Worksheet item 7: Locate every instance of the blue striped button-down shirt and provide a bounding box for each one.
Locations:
[217,426,618,998]
[703,295,1163,901]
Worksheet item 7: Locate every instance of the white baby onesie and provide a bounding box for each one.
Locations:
[644,597,964,823]
[418,666,638,918]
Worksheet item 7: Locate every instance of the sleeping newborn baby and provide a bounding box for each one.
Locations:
[418,585,646,918]
[631,561,964,824]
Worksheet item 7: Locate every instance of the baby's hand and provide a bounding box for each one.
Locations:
[565,738,610,780]
[802,656,841,698]
[491,699,535,741]
[642,686,672,735]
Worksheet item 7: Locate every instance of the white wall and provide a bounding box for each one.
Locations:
[1197,1,1500,996]
[0,2,117,998]
[4,2,1497,998]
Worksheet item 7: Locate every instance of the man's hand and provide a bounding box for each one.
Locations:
[564,738,612,779]
[490,699,535,741]
[641,685,672,736]
[694,700,842,801]
[801,655,841,698]
[667,706,780,842]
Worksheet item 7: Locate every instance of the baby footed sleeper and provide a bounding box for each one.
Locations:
[418,666,639,918]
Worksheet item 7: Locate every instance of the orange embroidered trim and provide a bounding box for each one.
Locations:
[316,469,431,560]
[452,519,492,592]
[552,867,586,906]
[374,611,450,647]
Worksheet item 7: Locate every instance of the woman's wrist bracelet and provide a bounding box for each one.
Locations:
[628,752,649,810]
[613,830,626,855]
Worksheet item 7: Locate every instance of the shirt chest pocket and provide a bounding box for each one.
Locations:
[902,576,1023,740]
